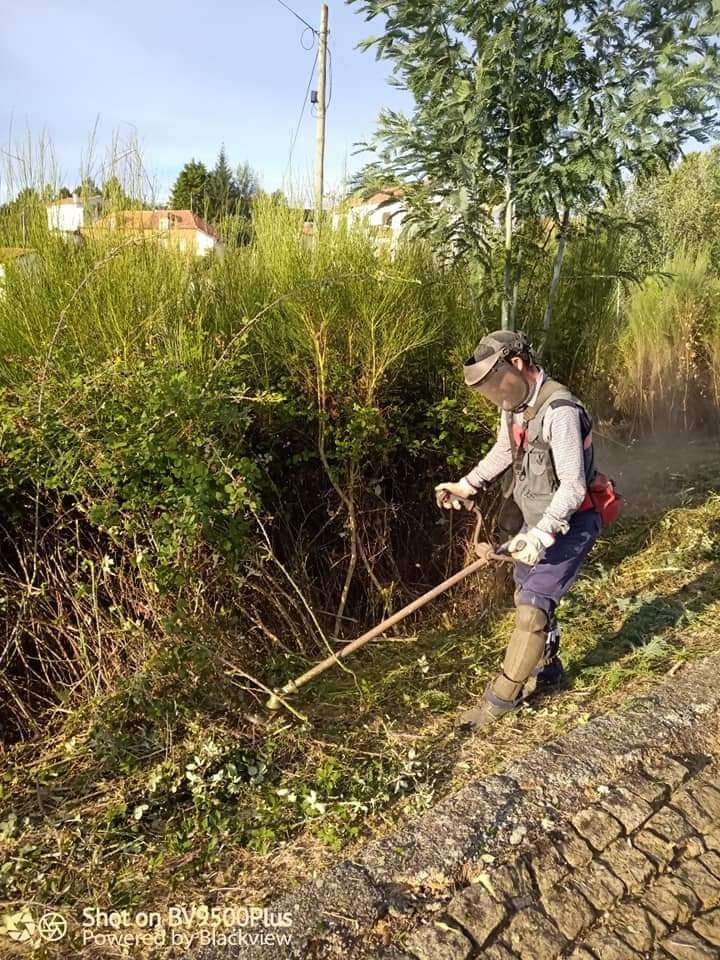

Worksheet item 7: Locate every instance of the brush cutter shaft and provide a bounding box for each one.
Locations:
[276,553,492,698]
[266,507,513,708]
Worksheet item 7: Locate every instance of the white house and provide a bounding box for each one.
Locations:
[333,188,409,254]
[47,194,102,234]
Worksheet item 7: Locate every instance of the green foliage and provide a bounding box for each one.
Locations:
[622,147,720,275]
[0,190,494,737]
[170,158,210,215]
[615,247,720,428]
[349,0,720,325]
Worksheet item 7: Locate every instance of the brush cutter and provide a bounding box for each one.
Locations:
[265,498,512,711]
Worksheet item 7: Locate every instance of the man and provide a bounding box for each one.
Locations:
[435,329,602,731]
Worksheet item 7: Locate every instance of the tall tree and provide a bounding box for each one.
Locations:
[170,160,209,215]
[235,161,259,218]
[102,175,134,210]
[207,147,239,221]
[74,176,101,198]
[349,0,720,329]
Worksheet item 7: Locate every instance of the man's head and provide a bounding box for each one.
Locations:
[463,330,537,411]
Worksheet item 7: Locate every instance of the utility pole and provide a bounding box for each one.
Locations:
[314,3,329,241]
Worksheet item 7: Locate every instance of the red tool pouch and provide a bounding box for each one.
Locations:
[581,472,623,527]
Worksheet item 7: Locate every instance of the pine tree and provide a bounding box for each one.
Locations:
[170,160,210,215]
[207,147,240,221]
[235,161,259,218]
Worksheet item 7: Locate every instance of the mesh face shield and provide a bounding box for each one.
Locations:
[475,360,531,411]
[463,355,531,411]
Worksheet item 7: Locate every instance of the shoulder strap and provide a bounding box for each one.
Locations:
[522,378,570,425]
[549,397,592,427]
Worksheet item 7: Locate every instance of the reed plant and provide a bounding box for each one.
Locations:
[614,247,720,430]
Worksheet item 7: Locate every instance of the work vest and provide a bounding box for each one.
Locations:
[509,378,595,529]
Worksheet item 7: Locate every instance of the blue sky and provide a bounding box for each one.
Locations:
[1,1,409,203]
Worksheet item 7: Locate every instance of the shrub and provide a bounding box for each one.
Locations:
[0,192,495,737]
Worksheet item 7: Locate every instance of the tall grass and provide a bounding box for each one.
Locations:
[614,248,720,430]
[0,170,490,739]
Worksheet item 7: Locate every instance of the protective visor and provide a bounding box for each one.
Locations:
[463,356,531,411]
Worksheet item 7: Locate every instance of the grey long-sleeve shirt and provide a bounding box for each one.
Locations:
[462,371,588,536]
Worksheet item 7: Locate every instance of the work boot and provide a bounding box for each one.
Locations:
[456,685,521,732]
[535,655,565,689]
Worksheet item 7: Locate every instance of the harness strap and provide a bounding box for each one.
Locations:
[522,378,568,426]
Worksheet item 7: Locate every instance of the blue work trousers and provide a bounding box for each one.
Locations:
[513,508,602,620]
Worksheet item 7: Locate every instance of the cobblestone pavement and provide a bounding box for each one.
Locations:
[403,751,720,960]
[198,655,720,960]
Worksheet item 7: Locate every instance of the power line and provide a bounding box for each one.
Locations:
[274,0,317,35]
[326,43,333,110]
[285,47,319,181]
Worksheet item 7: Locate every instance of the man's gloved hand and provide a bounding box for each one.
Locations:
[507,527,556,565]
[434,477,479,510]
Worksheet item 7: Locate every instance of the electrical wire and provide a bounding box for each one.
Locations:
[285,47,319,180]
[326,43,333,110]
[274,0,317,35]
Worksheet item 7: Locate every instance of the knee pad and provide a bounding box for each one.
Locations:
[503,605,547,684]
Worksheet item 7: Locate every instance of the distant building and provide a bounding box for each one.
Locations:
[47,194,102,234]
[332,187,409,254]
[84,210,223,256]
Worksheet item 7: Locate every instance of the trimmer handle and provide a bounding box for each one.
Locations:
[470,510,515,564]
[438,491,476,511]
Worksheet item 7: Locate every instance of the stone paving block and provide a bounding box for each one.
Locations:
[661,928,719,959]
[707,830,720,852]
[446,883,506,948]
[633,828,676,867]
[484,862,534,904]
[480,945,517,960]
[674,834,706,861]
[644,805,697,844]
[700,849,720,880]
[572,859,626,912]
[623,769,670,806]
[693,907,720,947]
[599,785,654,833]
[571,805,623,852]
[503,908,567,960]
[405,922,473,960]
[582,929,643,959]
[602,837,656,894]
[524,842,569,899]
[643,876,701,925]
[690,780,720,821]
[554,828,593,869]
[610,901,668,952]
[644,755,691,791]
[674,857,720,909]
[542,881,595,940]
[672,791,717,832]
